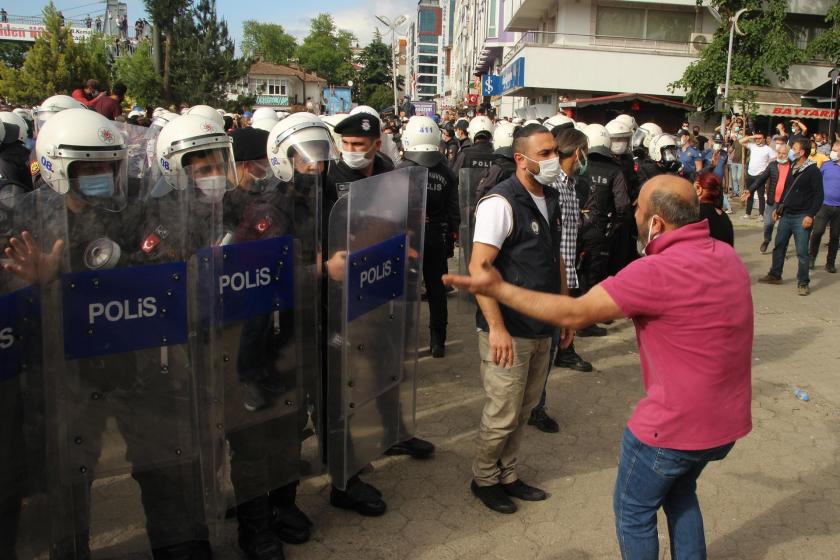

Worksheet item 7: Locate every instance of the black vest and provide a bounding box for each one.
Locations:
[459,141,494,171]
[475,175,562,338]
[584,153,623,227]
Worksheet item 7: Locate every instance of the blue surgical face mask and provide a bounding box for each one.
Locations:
[788,149,796,162]
[78,174,115,198]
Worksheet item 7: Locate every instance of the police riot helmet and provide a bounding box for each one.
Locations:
[632,122,663,153]
[492,121,519,150]
[545,114,575,134]
[615,114,638,133]
[649,133,679,170]
[583,123,612,158]
[605,119,633,155]
[35,108,129,211]
[155,114,236,194]
[267,112,338,182]
[0,112,28,143]
[185,104,225,128]
[33,94,86,134]
[401,116,442,167]
[573,121,588,132]
[468,116,494,142]
[252,107,279,123]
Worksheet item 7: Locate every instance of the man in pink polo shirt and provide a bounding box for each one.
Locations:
[443,174,753,559]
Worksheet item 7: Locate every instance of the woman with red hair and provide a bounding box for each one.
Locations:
[695,171,734,246]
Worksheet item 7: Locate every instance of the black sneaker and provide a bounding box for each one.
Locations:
[577,325,607,337]
[470,481,517,514]
[385,437,435,459]
[431,343,445,358]
[273,504,312,545]
[553,348,593,372]
[528,408,559,433]
[826,263,837,274]
[501,479,547,501]
[760,241,769,253]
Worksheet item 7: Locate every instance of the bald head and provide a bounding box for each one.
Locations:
[636,175,699,244]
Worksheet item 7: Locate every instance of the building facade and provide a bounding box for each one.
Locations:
[229,61,327,111]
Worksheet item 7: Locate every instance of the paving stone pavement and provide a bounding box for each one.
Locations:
[44,212,840,559]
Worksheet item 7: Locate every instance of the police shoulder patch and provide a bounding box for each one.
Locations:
[30,161,40,176]
[530,218,540,235]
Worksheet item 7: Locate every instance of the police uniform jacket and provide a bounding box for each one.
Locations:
[583,152,631,233]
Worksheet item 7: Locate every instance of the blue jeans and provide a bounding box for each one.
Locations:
[534,328,560,411]
[613,428,734,560]
[762,203,776,244]
[728,163,743,196]
[769,211,811,286]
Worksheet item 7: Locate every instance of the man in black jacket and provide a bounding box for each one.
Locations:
[748,141,790,253]
[759,137,824,295]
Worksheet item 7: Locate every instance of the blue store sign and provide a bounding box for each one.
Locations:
[501,58,525,95]
[482,74,502,96]
[346,233,407,322]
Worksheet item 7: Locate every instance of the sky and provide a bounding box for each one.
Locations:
[1,0,418,49]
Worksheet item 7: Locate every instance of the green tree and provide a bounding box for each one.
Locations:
[296,14,356,85]
[0,42,30,70]
[0,3,110,104]
[356,29,392,105]
[669,0,806,113]
[807,3,840,65]
[366,84,394,112]
[113,41,163,106]
[143,0,189,100]
[241,21,297,64]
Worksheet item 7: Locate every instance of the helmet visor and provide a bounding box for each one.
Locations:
[631,128,648,150]
[181,148,238,202]
[287,139,338,170]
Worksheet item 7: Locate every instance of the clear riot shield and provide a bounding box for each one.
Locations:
[0,188,52,559]
[114,121,154,202]
[203,169,322,517]
[457,168,485,303]
[28,170,225,557]
[327,167,427,490]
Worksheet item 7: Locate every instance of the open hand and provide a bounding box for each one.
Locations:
[2,231,64,285]
[442,259,504,299]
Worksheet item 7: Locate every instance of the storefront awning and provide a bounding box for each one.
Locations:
[558,92,696,111]
[737,85,837,120]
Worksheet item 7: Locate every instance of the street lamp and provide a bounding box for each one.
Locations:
[711,7,748,133]
[376,14,408,115]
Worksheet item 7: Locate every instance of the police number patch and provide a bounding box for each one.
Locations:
[530,219,540,235]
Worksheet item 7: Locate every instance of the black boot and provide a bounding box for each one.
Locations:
[430,329,446,358]
[553,345,593,372]
[237,495,285,560]
[152,540,212,560]
[329,475,386,516]
[268,483,312,545]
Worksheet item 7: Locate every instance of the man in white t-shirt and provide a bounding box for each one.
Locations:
[468,123,572,514]
[740,130,776,217]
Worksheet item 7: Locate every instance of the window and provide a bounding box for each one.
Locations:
[418,85,436,94]
[250,77,287,95]
[596,6,644,39]
[419,55,439,64]
[487,0,497,37]
[596,6,694,42]
[417,75,437,84]
[419,10,438,33]
[645,10,694,42]
[419,65,437,74]
[419,44,438,54]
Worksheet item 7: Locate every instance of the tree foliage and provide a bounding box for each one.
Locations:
[296,14,356,85]
[241,21,297,65]
[143,0,189,99]
[355,29,393,107]
[669,0,807,113]
[807,3,840,66]
[0,42,30,70]
[0,3,110,105]
[113,41,163,106]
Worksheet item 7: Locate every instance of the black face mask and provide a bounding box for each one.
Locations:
[292,171,321,197]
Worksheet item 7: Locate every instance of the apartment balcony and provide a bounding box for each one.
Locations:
[499,31,697,97]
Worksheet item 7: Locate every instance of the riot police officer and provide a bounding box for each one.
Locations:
[323,112,435,514]
[631,122,664,184]
[398,116,459,358]
[0,116,32,190]
[646,133,682,179]
[605,118,641,274]
[452,116,495,175]
[475,120,519,199]
[579,124,631,331]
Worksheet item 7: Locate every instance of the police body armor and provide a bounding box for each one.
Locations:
[583,153,630,238]
[325,167,427,490]
[26,173,224,557]
[454,141,494,176]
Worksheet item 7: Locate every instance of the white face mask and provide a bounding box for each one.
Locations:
[637,215,660,256]
[195,175,227,202]
[611,140,629,155]
[521,154,561,185]
[342,150,373,170]
[831,150,839,161]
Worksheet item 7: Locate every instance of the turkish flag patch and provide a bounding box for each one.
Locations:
[141,233,161,253]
